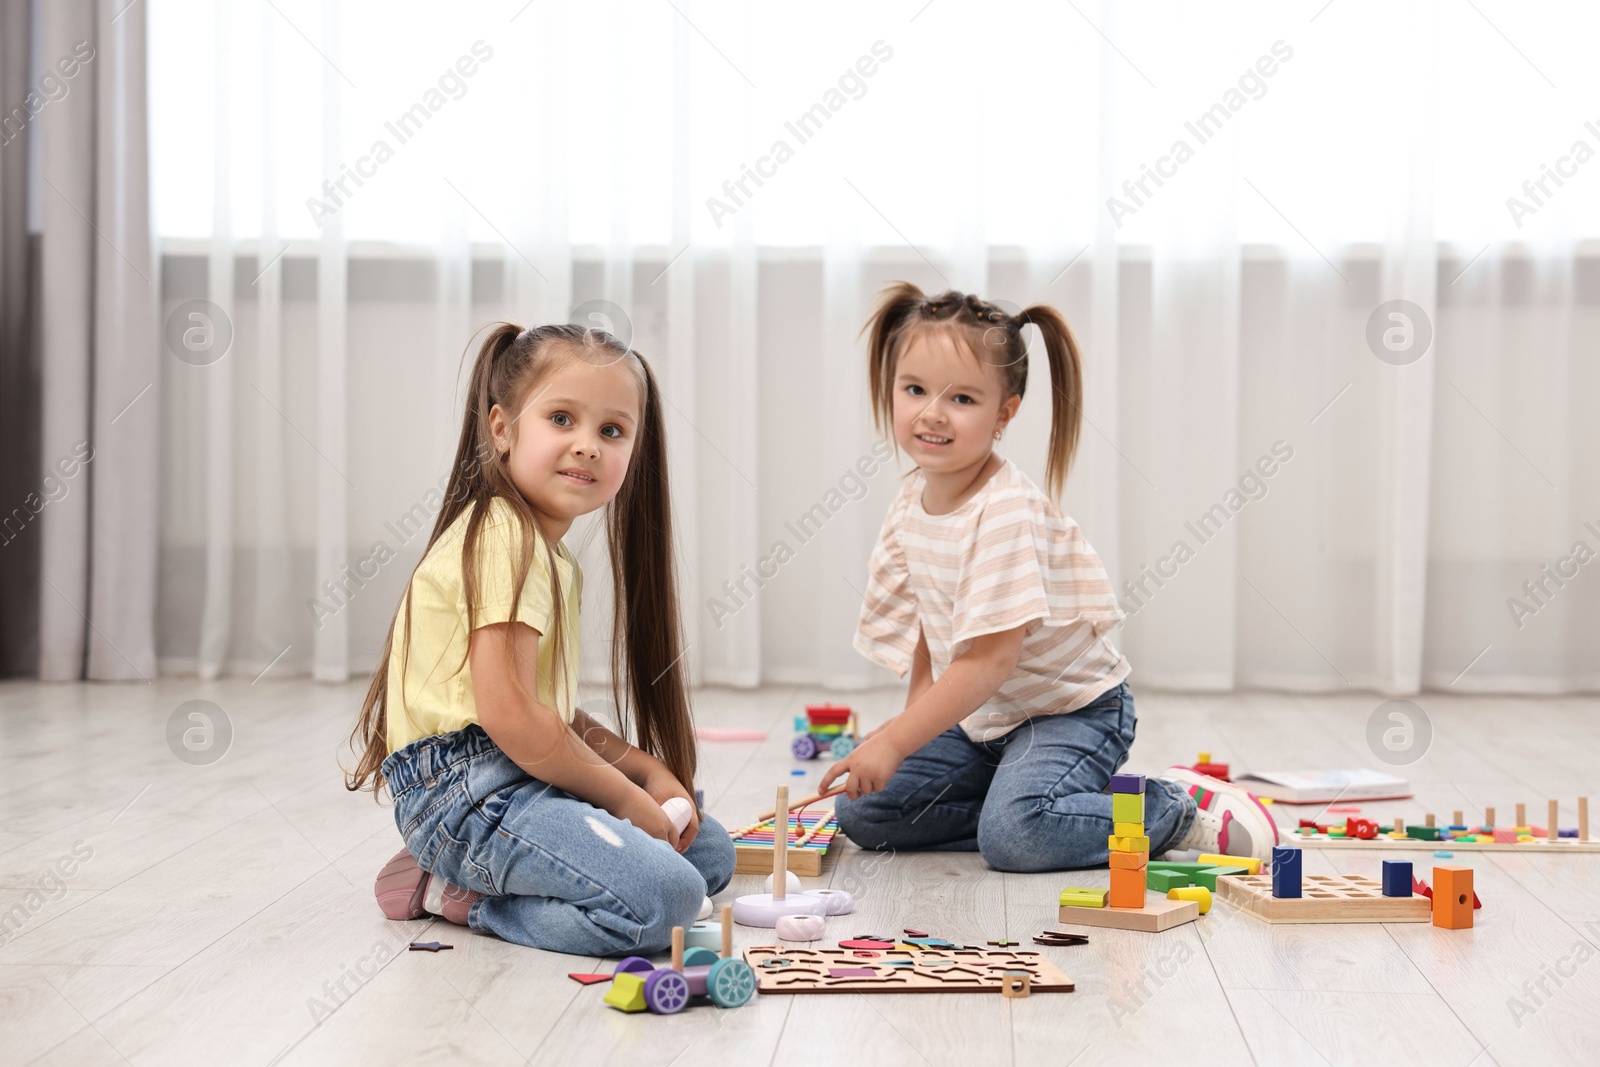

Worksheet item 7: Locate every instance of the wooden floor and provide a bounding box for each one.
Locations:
[3,679,1599,1067]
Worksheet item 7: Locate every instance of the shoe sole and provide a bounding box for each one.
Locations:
[375,849,430,920]
[1162,766,1283,853]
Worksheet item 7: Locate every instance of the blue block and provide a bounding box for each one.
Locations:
[1271,845,1301,898]
[1110,773,1146,794]
[1381,859,1413,897]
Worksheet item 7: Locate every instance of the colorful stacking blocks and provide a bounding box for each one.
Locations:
[1381,859,1413,897]
[1107,774,1149,908]
[1271,845,1301,898]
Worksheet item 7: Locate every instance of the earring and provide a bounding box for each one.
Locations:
[993,430,1003,441]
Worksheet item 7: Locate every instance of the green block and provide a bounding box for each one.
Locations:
[812,724,843,736]
[1146,861,1212,875]
[1145,869,1194,893]
[1190,865,1249,892]
[1059,886,1108,908]
[1405,826,1442,841]
[1112,792,1146,823]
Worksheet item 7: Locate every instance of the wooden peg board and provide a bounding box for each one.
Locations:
[732,810,841,876]
[1217,874,1431,923]
[743,946,1075,994]
[1294,832,1600,854]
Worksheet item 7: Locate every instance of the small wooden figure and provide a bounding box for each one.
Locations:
[1271,845,1301,899]
[1432,865,1474,930]
[1381,859,1412,897]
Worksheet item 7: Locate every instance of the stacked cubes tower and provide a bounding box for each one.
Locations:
[1107,773,1149,908]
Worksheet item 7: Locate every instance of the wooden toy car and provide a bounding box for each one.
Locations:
[605,908,756,1014]
[791,703,858,760]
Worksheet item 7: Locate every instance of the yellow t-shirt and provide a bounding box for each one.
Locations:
[385,496,583,753]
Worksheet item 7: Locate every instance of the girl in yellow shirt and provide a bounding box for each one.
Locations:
[346,322,731,956]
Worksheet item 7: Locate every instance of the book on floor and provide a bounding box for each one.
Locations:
[1234,769,1412,804]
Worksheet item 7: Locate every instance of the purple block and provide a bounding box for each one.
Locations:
[829,967,878,978]
[1110,773,1146,794]
[1559,828,1579,838]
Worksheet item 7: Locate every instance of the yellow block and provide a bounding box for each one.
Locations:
[1059,886,1108,908]
[1168,885,1212,914]
[1107,834,1150,853]
[603,972,647,1012]
[1197,853,1261,875]
[1113,821,1145,839]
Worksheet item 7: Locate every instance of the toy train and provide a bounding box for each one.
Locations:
[605,908,756,1014]
[791,703,858,760]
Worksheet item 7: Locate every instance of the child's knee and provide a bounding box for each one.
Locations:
[627,855,706,952]
[977,803,1100,873]
[690,814,737,895]
[834,794,901,851]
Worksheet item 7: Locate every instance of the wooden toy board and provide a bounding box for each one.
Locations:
[1292,832,1600,854]
[743,946,1075,994]
[1217,874,1432,923]
[733,810,841,876]
[1056,895,1199,933]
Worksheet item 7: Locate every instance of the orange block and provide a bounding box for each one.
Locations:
[1109,866,1147,908]
[1109,849,1149,871]
[1433,865,1474,929]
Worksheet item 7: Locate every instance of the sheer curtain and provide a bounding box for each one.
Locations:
[143,0,1598,695]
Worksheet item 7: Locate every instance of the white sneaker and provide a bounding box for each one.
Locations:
[1159,767,1281,861]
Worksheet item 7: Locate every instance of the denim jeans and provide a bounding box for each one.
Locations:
[834,682,1194,872]
[382,724,736,957]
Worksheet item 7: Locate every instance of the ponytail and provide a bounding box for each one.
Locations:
[1015,304,1084,502]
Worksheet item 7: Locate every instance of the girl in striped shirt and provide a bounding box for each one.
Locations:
[819,284,1278,871]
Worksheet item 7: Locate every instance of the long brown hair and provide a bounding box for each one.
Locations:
[345,322,696,799]
[863,282,1084,501]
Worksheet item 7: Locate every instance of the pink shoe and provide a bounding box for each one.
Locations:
[374,847,484,926]
[375,848,430,920]
[1158,767,1282,861]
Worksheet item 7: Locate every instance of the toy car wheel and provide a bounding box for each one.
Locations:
[643,968,691,1014]
[830,736,856,759]
[614,955,655,976]
[790,734,818,760]
[706,957,756,1008]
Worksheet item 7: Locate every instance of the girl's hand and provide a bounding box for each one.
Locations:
[640,765,700,853]
[819,735,906,800]
[614,788,680,846]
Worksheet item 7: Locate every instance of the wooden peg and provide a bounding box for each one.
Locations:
[1452,810,1463,827]
[1393,817,1404,834]
[721,904,733,959]
[1516,803,1527,827]
[1485,806,1496,827]
[1425,813,1435,828]
[1580,796,1590,842]
[671,925,684,972]
[773,786,789,900]
[1548,799,1559,838]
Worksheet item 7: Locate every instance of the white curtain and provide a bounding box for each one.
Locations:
[146,0,1599,695]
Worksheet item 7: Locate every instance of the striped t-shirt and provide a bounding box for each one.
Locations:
[854,456,1130,742]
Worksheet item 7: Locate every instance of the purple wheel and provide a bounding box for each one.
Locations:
[614,956,654,976]
[643,968,691,1014]
[791,734,818,760]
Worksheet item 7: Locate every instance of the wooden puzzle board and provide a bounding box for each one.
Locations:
[1217,874,1431,923]
[743,946,1075,994]
[733,811,841,876]
[1057,895,1200,933]
[1293,833,1600,854]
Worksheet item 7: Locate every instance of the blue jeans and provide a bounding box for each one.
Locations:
[834,682,1194,872]
[382,725,736,957]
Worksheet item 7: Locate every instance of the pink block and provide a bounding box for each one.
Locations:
[1493,828,1519,843]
